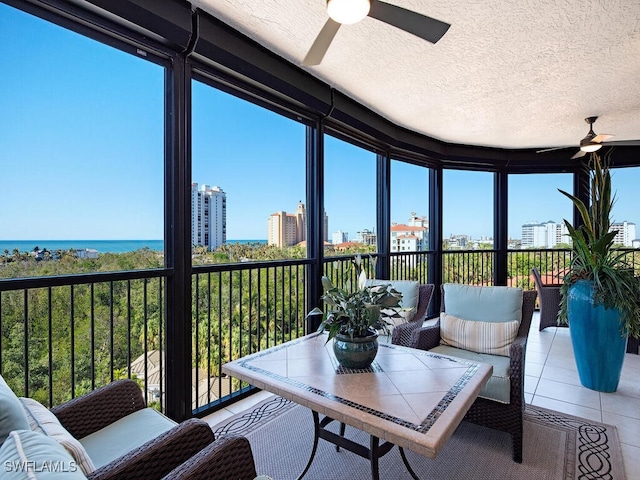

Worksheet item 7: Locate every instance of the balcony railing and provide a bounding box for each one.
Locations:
[191,259,309,412]
[0,270,167,409]
[2,247,639,418]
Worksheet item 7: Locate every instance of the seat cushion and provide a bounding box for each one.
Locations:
[79,407,177,469]
[0,430,87,479]
[20,397,95,475]
[431,345,511,404]
[439,312,519,357]
[0,375,30,446]
[443,284,523,323]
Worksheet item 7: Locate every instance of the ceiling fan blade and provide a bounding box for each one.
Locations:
[592,134,614,143]
[536,146,569,153]
[601,139,640,147]
[302,19,341,66]
[368,0,450,44]
[571,149,587,160]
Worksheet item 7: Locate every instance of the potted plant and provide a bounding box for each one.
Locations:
[308,255,403,369]
[558,153,640,392]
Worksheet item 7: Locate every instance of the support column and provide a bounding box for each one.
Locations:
[494,169,508,286]
[376,152,391,280]
[428,167,443,315]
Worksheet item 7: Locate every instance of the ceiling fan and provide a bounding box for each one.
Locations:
[303,0,450,66]
[537,116,640,159]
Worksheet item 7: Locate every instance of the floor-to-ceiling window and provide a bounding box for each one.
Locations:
[508,173,573,288]
[442,170,494,284]
[190,77,308,410]
[323,134,378,284]
[390,159,430,281]
[0,2,166,407]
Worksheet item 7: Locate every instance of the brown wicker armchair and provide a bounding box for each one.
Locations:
[390,284,435,346]
[50,379,217,479]
[162,434,258,480]
[404,286,537,463]
[531,267,565,331]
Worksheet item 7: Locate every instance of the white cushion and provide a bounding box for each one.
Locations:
[79,407,176,469]
[439,312,519,357]
[0,375,29,447]
[20,397,95,475]
[0,429,87,479]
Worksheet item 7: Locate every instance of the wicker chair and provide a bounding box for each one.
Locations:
[405,286,537,463]
[50,379,253,479]
[390,284,435,346]
[531,267,565,331]
[162,435,257,480]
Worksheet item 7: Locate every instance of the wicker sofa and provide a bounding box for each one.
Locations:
[0,377,258,479]
[394,284,537,463]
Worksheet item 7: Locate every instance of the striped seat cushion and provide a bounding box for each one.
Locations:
[439,312,519,357]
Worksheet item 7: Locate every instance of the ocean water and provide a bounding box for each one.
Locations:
[0,239,266,254]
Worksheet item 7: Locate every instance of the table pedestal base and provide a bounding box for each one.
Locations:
[297,411,420,480]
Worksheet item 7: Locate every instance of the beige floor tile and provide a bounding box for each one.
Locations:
[524,362,543,377]
[524,375,539,395]
[602,412,640,448]
[601,392,640,420]
[620,443,640,479]
[540,364,582,387]
[530,396,602,423]
[535,378,601,410]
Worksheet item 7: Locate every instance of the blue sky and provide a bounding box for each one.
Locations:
[1,3,639,242]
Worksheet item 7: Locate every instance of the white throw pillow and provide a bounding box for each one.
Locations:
[20,397,95,475]
[439,312,520,357]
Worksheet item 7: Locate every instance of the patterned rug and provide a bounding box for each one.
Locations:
[212,395,625,480]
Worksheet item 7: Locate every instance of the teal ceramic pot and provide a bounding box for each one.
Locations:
[333,329,379,369]
[568,280,627,392]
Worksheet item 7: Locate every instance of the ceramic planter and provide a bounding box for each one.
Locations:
[568,280,627,392]
[333,329,379,369]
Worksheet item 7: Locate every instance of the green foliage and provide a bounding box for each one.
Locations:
[312,255,402,341]
[558,153,640,338]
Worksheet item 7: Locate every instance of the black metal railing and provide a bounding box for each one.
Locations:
[3,247,640,415]
[191,259,309,412]
[0,269,168,409]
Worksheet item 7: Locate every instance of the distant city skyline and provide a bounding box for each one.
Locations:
[2,4,640,245]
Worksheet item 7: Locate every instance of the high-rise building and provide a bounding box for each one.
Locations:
[332,230,348,245]
[267,202,327,247]
[521,221,568,248]
[191,183,226,251]
[610,221,636,247]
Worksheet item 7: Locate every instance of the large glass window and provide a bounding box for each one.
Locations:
[508,173,573,289]
[390,159,430,281]
[610,166,640,248]
[324,135,377,255]
[442,170,493,249]
[509,173,573,249]
[0,4,164,277]
[191,80,306,263]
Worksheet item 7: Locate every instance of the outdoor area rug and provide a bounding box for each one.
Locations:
[212,395,626,480]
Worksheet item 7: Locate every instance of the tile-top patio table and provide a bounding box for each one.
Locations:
[222,332,492,480]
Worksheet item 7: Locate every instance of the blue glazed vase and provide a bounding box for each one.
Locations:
[568,280,627,392]
[333,329,379,369]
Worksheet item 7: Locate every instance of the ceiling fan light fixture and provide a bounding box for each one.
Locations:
[327,0,370,25]
[580,142,602,153]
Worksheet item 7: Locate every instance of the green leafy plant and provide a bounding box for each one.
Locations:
[308,255,403,342]
[558,153,640,337]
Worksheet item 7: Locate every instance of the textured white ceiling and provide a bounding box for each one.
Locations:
[192,0,640,150]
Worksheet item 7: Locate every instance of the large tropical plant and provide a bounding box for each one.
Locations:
[309,255,403,341]
[558,153,640,338]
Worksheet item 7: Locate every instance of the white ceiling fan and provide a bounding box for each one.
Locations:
[303,0,450,66]
[537,117,640,159]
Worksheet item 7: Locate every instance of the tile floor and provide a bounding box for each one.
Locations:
[204,312,640,478]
